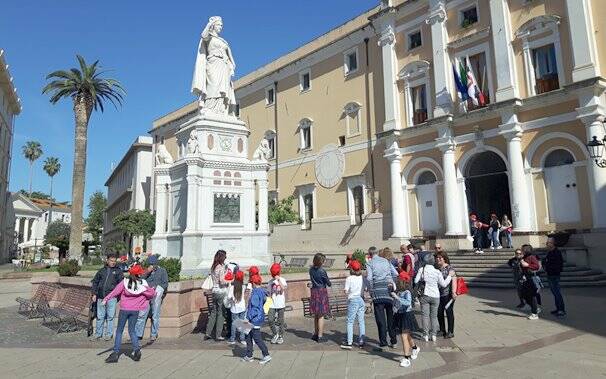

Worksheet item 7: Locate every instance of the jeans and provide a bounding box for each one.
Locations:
[373,300,396,345]
[437,296,455,335]
[547,276,565,312]
[503,230,513,248]
[268,307,285,336]
[245,327,269,358]
[420,295,440,336]
[135,286,164,338]
[95,298,117,338]
[491,230,500,248]
[206,291,226,339]
[346,297,366,345]
[229,311,246,342]
[113,310,139,353]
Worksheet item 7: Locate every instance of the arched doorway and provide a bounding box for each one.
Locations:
[543,149,580,223]
[415,171,440,233]
[464,151,511,225]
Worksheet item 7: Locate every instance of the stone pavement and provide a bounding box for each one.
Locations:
[0,279,605,378]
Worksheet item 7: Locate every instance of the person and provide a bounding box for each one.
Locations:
[242,274,272,365]
[435,244,444,254]
[340,260,366,349]
[470,214,487,254]
[501,215,513,248]
[521,244,542,309]
[391,271,420,368]
[382,247,399,271]
[400,244,416,280]
[90,253,123,341]
[226,270,247,345]
[367,246,399,348]
[519,248,541,320]
[205,250,229,341]
[508,249,526,308]
[268,263,288,344]
[309,253,331,343]
[103,264,155,363]
[489,213,502,249]
[414,254,454,342]
[543,237,566,317]
[435,251,457,338]
[135,255,168,342]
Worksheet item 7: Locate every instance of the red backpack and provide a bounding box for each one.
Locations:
[456,277,469,296]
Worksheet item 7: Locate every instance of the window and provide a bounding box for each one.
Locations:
[460,6,478,28]
[338,136,345,146]
[346,177,366,225]
[303,194,313,230]
[411,84,428,125]
[297,184,315,230]
[344,47,359,75]
[408,31,422,50]
[532,44,559,94]
[299,119,312,151]
[352,186,364,225]
[267,135,276,159]
[398,60,432,127]
[300,70,311,92]
[417,171,437,185]
[265,86,275,106]
[343,102,362,136]
[544,149,574,167]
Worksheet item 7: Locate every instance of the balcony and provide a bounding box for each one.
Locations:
[535,74,559,94]
[413,109,428,125]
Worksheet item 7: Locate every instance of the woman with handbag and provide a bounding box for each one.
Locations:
[204,250,229,341]
[435,251,457,339]
[520,248,541,320]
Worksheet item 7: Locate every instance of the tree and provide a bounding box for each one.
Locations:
[22,141,43,196]
[43,157,61,225]
[268,196,301,225]
[43,55,125,261]
[86,191,106,244]
[112,210,155,253]
[44,221,70,260]
[18,190,54,201]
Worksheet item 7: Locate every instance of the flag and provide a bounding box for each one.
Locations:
[452,63,469,102]
[465,56,486,106]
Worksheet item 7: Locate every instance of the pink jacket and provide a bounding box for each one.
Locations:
[103,278,155,311]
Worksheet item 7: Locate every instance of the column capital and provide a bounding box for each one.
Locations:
[383,137,402,161]
[436,137,456,153]
[499,122,524,141]
[426,3,447,25]
[378,25,396,47]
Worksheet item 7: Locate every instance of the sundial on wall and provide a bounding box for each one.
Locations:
[315,144,345,188]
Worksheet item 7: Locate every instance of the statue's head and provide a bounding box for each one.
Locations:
[207,16,223,34]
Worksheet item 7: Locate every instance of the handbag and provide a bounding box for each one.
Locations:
[201,275,214,291]
[415,267,426,298]
[455,277,469,296]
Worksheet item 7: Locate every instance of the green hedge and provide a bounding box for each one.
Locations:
[157,257,181,282]
[57,259,81,277]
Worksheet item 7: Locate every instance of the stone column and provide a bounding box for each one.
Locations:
[155,184,167,234]
[23,218,30,242]
[14,217,20,240]
[385,140,407,238]
[439,141,463,235]
[426,0,452,117]
[377,15,402,131]
[257,179,269,233]
[403,78,414,127]
[521,38,536,96]
[565,0,600,82]
[489,0,518,101]
[185,174,199,232]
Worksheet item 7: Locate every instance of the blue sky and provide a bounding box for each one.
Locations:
[1,0,377,214]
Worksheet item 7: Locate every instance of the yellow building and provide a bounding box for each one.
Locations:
[151,0,606,271]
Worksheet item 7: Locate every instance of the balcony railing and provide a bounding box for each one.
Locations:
[413,109,428,125]
[535,74,560,94]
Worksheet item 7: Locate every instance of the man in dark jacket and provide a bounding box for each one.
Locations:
[90,253,123,340]
[135,255,169,341]
[543,237,566,317]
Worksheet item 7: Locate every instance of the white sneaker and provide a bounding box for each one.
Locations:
[497,246,503,249]
[527,314,539,320]
[400,358,411,367]
[259,355,272,365]
[411,346,420,360]
[276,336,284,344]
[423,334,429,342]
[270,334,279,344]
[431,335,437,342]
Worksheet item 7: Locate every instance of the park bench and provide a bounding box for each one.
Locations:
[16,282,60,319]
[42,287,91,333]
[302,280,373,319]
[288,258,308,268]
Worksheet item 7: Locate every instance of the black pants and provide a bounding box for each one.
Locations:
[245,328,269,358]
[373,301,396,345]
[437,296,455,335]
[516,284,525,304]
[522,281,538,314]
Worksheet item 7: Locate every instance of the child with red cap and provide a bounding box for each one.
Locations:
[391,271,419,368]
[242,274,271,365]
[267,263,287,344]
[226,271,247,345]
[340,260,367,349]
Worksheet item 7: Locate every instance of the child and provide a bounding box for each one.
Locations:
[226,271,247,345]
[242,274,271,365]
[103,264,155,363]
[268,263,287,344]
[340,260,366,349]
[392,271,419,368]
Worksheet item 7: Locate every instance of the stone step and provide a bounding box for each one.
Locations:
[461,272,606,282]
[454,267,600,275]
[468,280,606,288]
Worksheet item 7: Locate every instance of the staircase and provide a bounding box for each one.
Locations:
[449,249,606,288]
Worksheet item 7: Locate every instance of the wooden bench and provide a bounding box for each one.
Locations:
[42,287,91,333]
[288,258,309,268]
[16,282,60,319]
[302,280,373,319]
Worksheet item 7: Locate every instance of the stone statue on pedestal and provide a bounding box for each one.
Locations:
[187,132,200,155]
[155,144,174,165]
[252,138,271,161]
[191,16,237,116]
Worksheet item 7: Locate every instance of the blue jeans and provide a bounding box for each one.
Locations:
[547,276,565,312]
[346,297,366,345]
[229,311,246,342]
[504,230,513,248]
[491,230,500,248]
[135,286,164,338]
[113,310,139,353]
[95,298,117,338]
[245,327,269,358]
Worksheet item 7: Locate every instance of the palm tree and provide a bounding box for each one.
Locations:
[43,157,61,226]
[22,141,43,196]
[42,55,125,261]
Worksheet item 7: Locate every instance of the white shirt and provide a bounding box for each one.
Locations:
[268,277,287,309]
[344,275,365,300]
[414,265,452,298]
[227,285,246,314]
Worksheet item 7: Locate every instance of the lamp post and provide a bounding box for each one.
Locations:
[586,135,606,168]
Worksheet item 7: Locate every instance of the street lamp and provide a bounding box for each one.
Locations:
[586,135,606,168]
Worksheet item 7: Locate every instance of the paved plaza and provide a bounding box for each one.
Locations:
[0,279,605,378]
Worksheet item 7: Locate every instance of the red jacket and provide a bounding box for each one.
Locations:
[522,255,540,273]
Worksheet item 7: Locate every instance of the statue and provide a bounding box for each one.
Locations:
[187,132,200,155]
[252,138,271,161]
[191,16,237,116]
[156,144,174,165]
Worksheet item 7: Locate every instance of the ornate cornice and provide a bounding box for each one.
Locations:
[426,3,447,26]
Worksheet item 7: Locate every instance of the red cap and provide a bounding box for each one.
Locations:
[129,264,145,276]
[399,271,411,282]
[235,271,244,282]
[120,256,128,262]
[270,263,281,277]
[349,260,361,271]
[224,271,234,281]
[250,274,262,285]
[248,266,260,276]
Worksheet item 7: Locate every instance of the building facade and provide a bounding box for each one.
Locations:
[152,0,606,271]
[0,50,21,263]
[12,193,72,249]
[104,136,153,252]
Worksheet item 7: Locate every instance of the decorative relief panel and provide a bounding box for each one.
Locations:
[314,144,345,189]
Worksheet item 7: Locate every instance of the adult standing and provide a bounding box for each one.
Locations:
[135,255,168,342]
[205,250,229,341]
[520,248,541,320]
[508,249,526,308]
[435,252,457,339]
[521,244,542,310]
[489,214,502,249]
[414,254,453,341]
[366,246,399,348]
[400,244,415,280]
[501,215,513,248]
[543,237,566,317]
[309,253,331,343]
[90,253,123,341]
